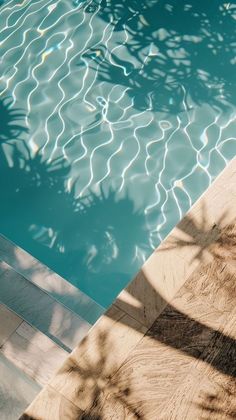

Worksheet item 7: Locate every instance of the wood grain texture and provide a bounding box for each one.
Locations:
[115,250,198,328]
[157,304,236,419]
[105,224,236,419]
[49,305,147,411]
[21,158,236,419]
[116,158,236,330]
[20,385,83,420]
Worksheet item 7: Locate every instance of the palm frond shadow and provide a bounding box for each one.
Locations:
[66,330,144,419]
[81,0,236,114]
[0,96,29,167]
[0,97,28,143]
[1,128,235,418]
[158,201,236,267]
[5,170,236,418]
[0,143,151,308]
[196,380,236,419]
[0,97,235,418]
[19,205,236,419]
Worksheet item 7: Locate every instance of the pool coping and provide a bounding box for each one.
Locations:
[0,233,105,325]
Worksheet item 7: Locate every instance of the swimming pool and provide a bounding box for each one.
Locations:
[0,0,235,309]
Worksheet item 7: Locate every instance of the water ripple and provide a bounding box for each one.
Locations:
[0,0,236,305]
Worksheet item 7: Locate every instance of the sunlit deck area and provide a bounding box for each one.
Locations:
[16,157,236,420]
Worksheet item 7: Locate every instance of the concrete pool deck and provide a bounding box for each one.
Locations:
[19,157,236,419]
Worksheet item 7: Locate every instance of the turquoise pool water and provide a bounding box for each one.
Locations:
[0,0,235,308]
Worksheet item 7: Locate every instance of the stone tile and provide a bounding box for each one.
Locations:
[49,305,147,411]
[0,304,22,346]
[1,321,68,386]
[0,263,91,351]
[20,385,83,420]
[0,236,105,323]
[0,260,9,275]
[0,235,38,274]
[0,234,105,324]
[38,271,105,325]
[0,353,40,420]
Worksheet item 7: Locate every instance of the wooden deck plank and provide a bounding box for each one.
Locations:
[115,158,236,329]
[48,305,147,411]
[21,157,236,418]
[20,385,83,420]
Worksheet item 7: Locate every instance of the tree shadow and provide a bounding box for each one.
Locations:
[19,207,236,418]
[157,200,236,269]
[0,95,150,382]
[82,0,236,114]
[196,380,236,419]
[0,145,151,308]
[9,138,233,416]
[0,97,28,144]
[66,330,144,419]
[5,176,236,416]
[0,96,29,166]
[20,261,236,419]
[20,329,144,419]
[0,95,235,417]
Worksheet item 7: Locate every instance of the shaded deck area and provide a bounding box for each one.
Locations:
[22,158,236,419]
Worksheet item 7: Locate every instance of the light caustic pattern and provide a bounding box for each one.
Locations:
[0,0,236,306]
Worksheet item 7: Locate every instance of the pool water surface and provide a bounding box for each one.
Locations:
[0,0,235,309]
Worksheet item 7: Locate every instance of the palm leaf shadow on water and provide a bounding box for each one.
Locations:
[0,90,235,420]
[0,123,148,417]
[0,95,150,416]
[82,0,236,114]
[0,96,29,166]
[0,143,151,308]
[0,97,28,143]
